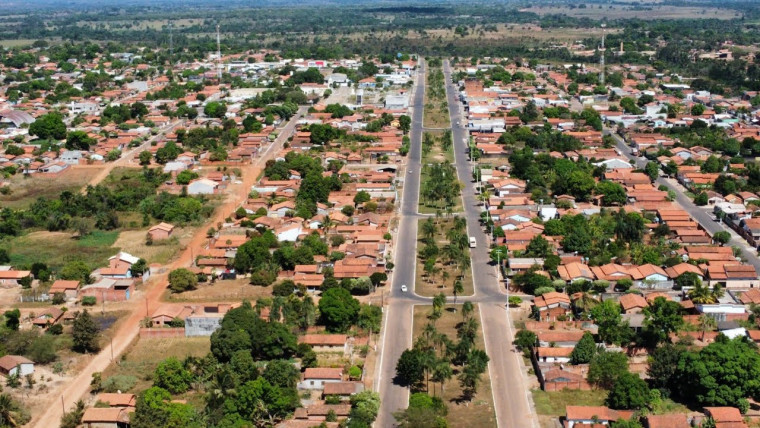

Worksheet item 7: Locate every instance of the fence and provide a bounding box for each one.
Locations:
[139,328,185,338]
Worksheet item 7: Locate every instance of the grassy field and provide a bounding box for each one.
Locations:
[0,167,104,209]
[521,5,741,20]
[413,305,496,428]
[532,389,608,416]
[102,337,211,394]
[7,230,119,271]
[164,277,274,303]
[415,218,474,297]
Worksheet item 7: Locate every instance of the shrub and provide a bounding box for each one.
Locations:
[102,375,138,393]
[81,296,97,306]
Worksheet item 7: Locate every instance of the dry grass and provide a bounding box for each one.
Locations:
[112,228,195,266]
[164,277,274,303]
[532,389,608,416]
[415,218,473,297]
[102,336,211,393]
[7,230,119,272]
[521,5,741,20]
[412,305,496,428]
[0,167,104,209]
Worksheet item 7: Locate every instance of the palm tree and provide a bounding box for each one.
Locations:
[458,253,472,277]
[432,293,447,318]
[441,271,450,289]
[421,322,438,348]
[431,360,453,397]
[689,281,718,304]
[421,218,437,242]
[698,314,717,341]
[453,280,464,305]
[420,350,437,393]
[462,301,474,321]
[0,394,17,428]
[452,216,467,232]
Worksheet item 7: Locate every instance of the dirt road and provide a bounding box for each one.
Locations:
[31,108,306,428]
[82,120,184,191]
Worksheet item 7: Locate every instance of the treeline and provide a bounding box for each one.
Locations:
[0,168,212,239]
[119,300,381,427]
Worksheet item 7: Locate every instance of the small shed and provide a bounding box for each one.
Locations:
[0,355,34,377]
[148,222,175,241]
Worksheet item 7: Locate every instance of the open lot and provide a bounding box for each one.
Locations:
[521,5,741,20]
[6,230,119,272]
[412,304,496,428]
[0,166,104,209]
[415,218,474,297]
[101,336,211,394]
[163,277,274,303]
[112,227,195,266]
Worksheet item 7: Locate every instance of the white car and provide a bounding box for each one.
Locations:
[408,169,412,174]
[401,284,408,292]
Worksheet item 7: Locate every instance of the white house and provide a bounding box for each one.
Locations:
[298,367,343,390]
[187,178,219,195]
[0,355,34,377]
[594,158,632,170]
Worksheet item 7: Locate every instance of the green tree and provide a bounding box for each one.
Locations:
[596,181,627,206]
[60,261,92,284]
[139,150,153,166]
[644,161,659,181]
[513,329,537,354]
[591,299,629,345]
[643,297,684,346]
[168,268,198,293]
[525,235,552,258]
[132,386,200,428]
[262,360,300,389]
[29,112,66,140]
[4,309,20,331]
[349,390,381,427]
[203,101,227,118]
[588,350,628,389]
[675,336,760,406]
[153,357,193,394]
[647,343,686,397]
[567,170,595,201]
[65,130,95,150]
[319,287,360,332]
[607,372,650,409]
[399,115,412,133]
[570,332,597,364]
[713,231,731,246]
[396,348,425,388]
[72,310,100,353]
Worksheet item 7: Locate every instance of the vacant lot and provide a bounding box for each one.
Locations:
[7,230,119,272]
[413,305,496,428]
[102,336,211,394]
[0,167,104,209]
[532,389,608,417]
[521,5,741,20]
[164,277,274,303]
[113,227,195,266]
[415,218,473,297]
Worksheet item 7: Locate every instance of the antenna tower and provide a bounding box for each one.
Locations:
[600,24,606,86]
[216,24,222,81]
[168,22,173,66]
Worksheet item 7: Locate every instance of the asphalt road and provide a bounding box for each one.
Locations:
[374,58,430,428]
[442,60,538,428]
[608,131,760,273]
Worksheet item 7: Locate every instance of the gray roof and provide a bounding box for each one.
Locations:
[0,109,35,127]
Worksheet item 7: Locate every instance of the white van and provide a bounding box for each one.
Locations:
[469,237,477,248]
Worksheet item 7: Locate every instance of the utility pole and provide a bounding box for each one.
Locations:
[216,24,222,81]
[600,23,606,86]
